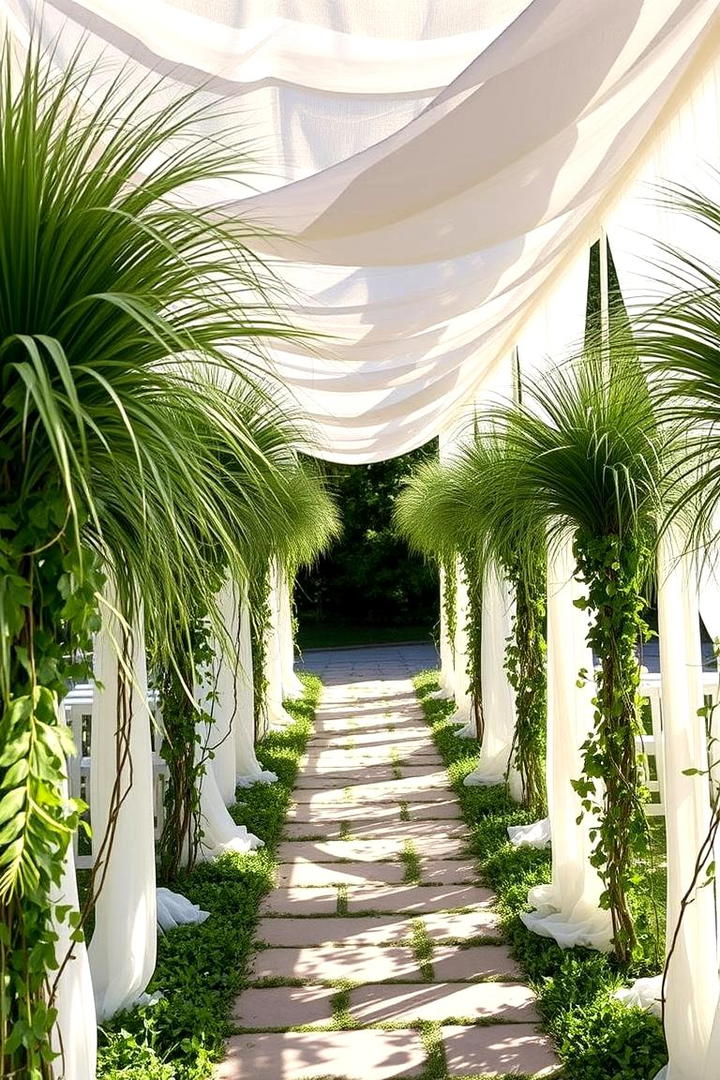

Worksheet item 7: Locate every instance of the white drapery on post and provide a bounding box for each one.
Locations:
[194,584,264,859]
[464,562,520,795]
[198,581,240,808]
[656,533,718,1080]
[263,561,295,731]
[521,532,613,951]
[450,557,474,737]
[87,596,157,1020]
[50,774,96,1080]
[235,595,278,787]
[278,568,304,701]
[433,564,456,700]
[196,740,264,860]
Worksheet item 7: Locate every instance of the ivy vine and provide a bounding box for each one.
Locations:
[503,549,547,815]
[461,548,484,741]
[154,616,215,881]
[0,492,101,1078]
[249,564,272,738]
[441,555,457,662]
[572,530,651,964]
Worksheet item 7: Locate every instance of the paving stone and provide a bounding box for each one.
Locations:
[441,1023,560,1077]
[233,985,335,1029]
[421,910,502,940]
[259,888,338,916]
[295,767,397,787]
[349,981,539,1023]
[346,822,467,843]
[256,916,415,947]
[250,945,421,983]
[432,944,521,980]
[346,884,496,914]
[277,837,466,862]
[218,1029,426,1079]
[419,860,478,885]
[276,860,406,887]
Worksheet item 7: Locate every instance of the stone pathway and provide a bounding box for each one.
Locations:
[219,647,558,1079]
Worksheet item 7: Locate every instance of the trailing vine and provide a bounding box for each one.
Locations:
[441,555,457,662]
[572,530,651,963]
[0,492,101,1078]
[503,549,547,815]
[249,564,272,739]
[154,616,215,881]
[461,548,484,741]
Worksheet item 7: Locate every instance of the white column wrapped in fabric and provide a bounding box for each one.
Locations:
[278,568,304,700]
[87,598,157,1020]
[656,532,718,1080]
[450,557,474,736]
[263,561,295,730]
[521,532,613,951]
[235,595,278,787]
[433,564,456,700]
[50,774,96,1080]
[197,581,239,807]
[196,743,264,860]
[464,562,521,796]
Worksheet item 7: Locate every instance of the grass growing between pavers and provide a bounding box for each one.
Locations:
[96,672,322,1080]
[414,669,668,1080]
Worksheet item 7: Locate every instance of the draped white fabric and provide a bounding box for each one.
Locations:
[156,888,210,933]
[464,562,520,794]
[264,561,295,730]
[507,817,551,849]
[435,565,456,700]
[8,0,720,461]
[521,532,613,952]
[449,557,474,737]
[88,600,157,1020]
[50,774,96,1080]
[278,571,304,700]
[197,742,264,859]
[199,582,240,807]
[657,534,719,1080]
[235,596,278,786]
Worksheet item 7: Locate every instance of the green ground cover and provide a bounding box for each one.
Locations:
[414,669,668,1080]
[96,672,321,1080]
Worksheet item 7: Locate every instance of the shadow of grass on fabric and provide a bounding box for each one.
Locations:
[96,672,322,1080]
[413,669,668,1080]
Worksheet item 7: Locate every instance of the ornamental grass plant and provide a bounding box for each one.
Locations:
[0,38,312,1075]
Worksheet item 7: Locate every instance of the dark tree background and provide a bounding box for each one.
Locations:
[296,441,439,646]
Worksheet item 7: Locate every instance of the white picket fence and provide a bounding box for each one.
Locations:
[637,670,720,818]
[63,683,168,869]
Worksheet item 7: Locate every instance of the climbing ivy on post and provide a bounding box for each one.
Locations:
[441,554,457,663]
[461,548,484,742]
[249,564,272,739]
[0,498,100,1079]
[155,617,215,881]
[503,549,547,815]
[572,530,651,964]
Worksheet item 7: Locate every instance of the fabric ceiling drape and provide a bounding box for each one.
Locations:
[8,0,720,462]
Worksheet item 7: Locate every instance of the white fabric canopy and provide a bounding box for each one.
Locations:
[9,0,720,461]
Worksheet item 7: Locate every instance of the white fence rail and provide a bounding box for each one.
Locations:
[637,670,720,819]
[63,684,167,869]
